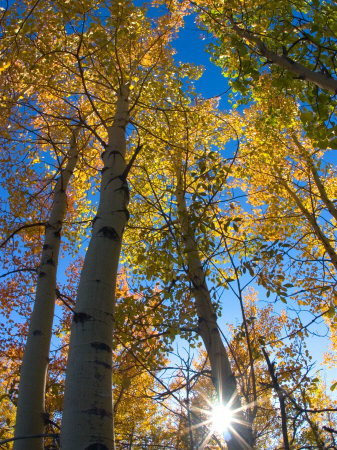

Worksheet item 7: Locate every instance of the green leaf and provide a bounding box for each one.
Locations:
[328,138,337,149]
[331,382,337,392]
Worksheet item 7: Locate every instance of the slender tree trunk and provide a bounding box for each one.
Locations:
[291,133,337,223]
[277,172,337,272]
[14,128,80,450]
[60,86,129,450]
[262,348,290,450]
[227,16,337,93]
[175,169,254,450]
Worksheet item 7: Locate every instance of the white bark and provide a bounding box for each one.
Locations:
[60,86,129,450]
[229,19,337,93]
[175,169,254,450]
[14,129,80,450]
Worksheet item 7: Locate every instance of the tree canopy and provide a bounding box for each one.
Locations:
[0,0,337,449]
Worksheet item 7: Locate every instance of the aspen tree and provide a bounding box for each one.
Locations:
[175,165,254,449]
[127,94,255,448]
[228,86,337,310]
[58,2,182,446]
[1,0,180,446]
[61,85,129,449]
[14,128,80,450]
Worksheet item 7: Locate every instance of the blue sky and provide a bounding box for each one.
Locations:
[172,14,229,105]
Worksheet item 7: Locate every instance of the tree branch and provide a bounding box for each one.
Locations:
[0,222,45,249]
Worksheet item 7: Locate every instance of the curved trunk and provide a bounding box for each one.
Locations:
[175,170,254,450]
[60,86,129,450]
[277,173,337,272]
[229,17,337,93]
[291,133,337,223]
[14,129,80,450]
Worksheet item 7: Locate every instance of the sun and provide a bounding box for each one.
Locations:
[210,403,233,435]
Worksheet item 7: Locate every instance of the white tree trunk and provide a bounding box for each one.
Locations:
[175,170,254,450]
[14,129,80,450]
[229,18,337,93]
[60,86,129,450]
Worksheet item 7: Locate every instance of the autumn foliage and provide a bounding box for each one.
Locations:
[0,0,337,449]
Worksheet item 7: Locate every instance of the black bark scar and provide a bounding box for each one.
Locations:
[98,226,118,240]
[85,445,109,450]
[91,342,111,352]
[73,312,92,323]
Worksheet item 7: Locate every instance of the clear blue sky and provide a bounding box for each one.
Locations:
[172,14,229,106]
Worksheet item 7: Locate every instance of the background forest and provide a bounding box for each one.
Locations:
[1,0,337,448]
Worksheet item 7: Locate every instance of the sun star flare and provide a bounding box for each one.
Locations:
[211,403,233,434]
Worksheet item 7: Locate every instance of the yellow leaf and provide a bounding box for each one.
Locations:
[0,62,10,73]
